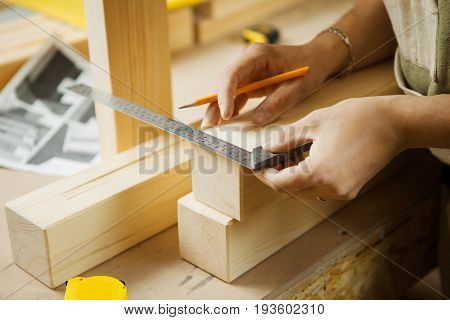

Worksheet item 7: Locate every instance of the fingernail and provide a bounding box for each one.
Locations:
[218,99,225,115]
[219,102,232,121]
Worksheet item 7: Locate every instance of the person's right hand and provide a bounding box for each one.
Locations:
[202,42,333,129]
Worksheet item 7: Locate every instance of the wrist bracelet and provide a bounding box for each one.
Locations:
[319,26,356,75]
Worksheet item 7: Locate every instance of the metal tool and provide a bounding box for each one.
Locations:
[68,84,312,170]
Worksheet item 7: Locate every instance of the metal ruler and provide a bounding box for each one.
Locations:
[68,84,312,170]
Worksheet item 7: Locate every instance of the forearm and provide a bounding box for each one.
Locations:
[390,95,450,149]
[308,0,396,78]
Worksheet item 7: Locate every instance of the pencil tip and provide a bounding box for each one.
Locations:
[178,103,195,109]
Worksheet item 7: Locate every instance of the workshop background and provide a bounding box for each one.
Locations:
[0,0,444,300]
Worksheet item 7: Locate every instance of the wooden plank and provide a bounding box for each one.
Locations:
[5,136,192,288]
[180,154,441,283]
[1,154,441,298]
[84,0,172,158]
[178,192,330,283]
[196,0,299,44]
[191,61,402,221]
[169,7,195,53]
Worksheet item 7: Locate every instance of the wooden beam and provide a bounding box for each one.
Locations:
[191,61,402,221]
[5,136,191,288]
[179,154,441,283]
[84,0,172,158]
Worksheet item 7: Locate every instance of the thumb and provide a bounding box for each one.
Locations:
[263,122,311,153]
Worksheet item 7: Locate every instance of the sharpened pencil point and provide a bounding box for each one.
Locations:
[178,103,196,109]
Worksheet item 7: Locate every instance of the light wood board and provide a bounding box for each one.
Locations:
[84,0,173,158]
[180,154,440,282]
[5,136,191,288]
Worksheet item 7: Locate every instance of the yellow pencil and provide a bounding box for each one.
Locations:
[179,66,309,109]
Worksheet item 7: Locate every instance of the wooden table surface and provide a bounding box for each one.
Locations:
[0,156,444,300]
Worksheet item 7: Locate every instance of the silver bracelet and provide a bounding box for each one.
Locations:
[319,27,356,75]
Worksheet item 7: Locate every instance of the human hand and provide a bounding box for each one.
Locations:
[255,96,406,200]
[201,42,331,129]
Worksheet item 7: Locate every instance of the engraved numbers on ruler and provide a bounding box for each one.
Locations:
[69,84,253,168]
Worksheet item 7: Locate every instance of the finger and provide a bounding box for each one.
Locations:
[233,94,249,116]
[218,73,238,121]
[217,94,248,126]
[256,160,315,193]
[263,122,312,153]
[244,85,276,99]
[201,102,221,129]
[252,80,304,126]
[218,50,269,121]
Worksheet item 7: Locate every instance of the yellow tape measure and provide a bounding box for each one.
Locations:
[242,24,280,44]
[65,276,128,300]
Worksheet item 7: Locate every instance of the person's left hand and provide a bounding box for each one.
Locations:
[255,96,406,200]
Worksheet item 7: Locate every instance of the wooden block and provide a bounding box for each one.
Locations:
[84,0,172,158]
[5,136,192,288]
[196,0,299,44]
[168,7,195,53]
[192,61,403,221]
[178,192,329,283]
[180,154,441,283]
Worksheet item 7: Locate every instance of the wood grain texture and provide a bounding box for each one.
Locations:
[192,61,403,221]
[178,192,331,282]
[1,154,441,299]
[270,187,440,299]
[5,136,192,288]
[181,154,442,285]
[84,0,172,158]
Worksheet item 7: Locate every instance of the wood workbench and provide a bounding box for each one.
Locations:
[0,154,443,300]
